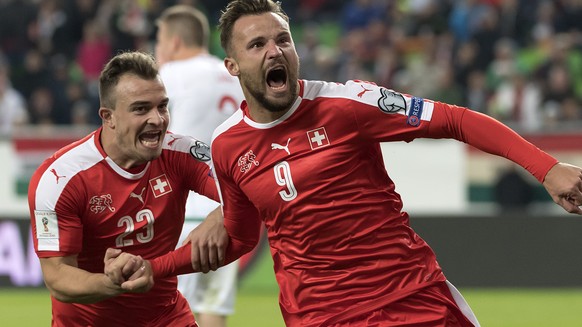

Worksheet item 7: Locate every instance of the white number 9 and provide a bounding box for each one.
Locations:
[274,161,297,201]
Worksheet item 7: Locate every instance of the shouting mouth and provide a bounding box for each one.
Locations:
[266,66,288,92]
[139,130,163,149]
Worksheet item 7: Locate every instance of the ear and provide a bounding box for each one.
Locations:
[224,57,240,76]
[99,107,114,128]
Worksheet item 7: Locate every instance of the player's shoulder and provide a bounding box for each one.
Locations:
[210,109,245,144]
[32,131,103,188]
[301,79,381,101]
[163,132,211,160]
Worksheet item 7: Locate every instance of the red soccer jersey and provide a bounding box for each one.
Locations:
[28,128,217,326]
[211,80,557,326]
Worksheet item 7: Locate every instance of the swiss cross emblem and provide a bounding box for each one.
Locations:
[307,127,330,150]
[149,174,172,198]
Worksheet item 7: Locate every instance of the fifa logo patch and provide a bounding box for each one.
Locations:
[34,210,59,239]
[407,97,424,127]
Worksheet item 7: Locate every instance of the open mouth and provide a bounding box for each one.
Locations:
[266,66,288,90]
[139,131,162,148]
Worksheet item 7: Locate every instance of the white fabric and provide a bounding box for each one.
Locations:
[446,280,481,327]
[160,53,244,314]
[0,87,27,136]
[177,220,239,315]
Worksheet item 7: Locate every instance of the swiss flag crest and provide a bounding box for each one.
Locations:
[307,127,330,150]
[149,174,172,198]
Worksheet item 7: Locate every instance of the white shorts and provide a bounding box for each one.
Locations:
[177,220,239,315]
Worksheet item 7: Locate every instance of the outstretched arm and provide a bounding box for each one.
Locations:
[427,104,582,215]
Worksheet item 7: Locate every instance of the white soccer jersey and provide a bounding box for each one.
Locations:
[160,53,244,218]
[160,53,244,315]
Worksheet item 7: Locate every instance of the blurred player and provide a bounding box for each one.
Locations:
[155,5,244,327]
[28,51,219,327]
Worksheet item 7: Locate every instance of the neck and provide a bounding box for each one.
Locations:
[100,126,142,169]
[173,47,207,61]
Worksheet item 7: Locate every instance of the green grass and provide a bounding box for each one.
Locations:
[463,288,582,327]
[2,249,581,326]
[2,287,582,326]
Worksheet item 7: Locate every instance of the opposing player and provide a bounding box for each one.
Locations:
[155,5,244,327]
[27,51,219,326]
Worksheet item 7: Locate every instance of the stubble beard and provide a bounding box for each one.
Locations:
[242,68,299,113]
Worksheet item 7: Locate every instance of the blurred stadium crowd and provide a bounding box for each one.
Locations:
[0,0,581,137]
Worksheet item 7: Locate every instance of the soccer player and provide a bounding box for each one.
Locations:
[27,51,219,327]
[107,1,582,326]
[155,5,244,327]
[203,1,582,326]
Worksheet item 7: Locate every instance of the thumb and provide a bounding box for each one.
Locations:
[104,248,122,261]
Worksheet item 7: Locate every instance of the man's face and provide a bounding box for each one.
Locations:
[226,12,300,114]
[104,74,170,168]
[155,22,173,67]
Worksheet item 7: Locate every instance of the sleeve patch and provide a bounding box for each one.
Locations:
[378,88,407,114]
[407,97,424,126]
[34,210,59,239]
[189,140,212,162]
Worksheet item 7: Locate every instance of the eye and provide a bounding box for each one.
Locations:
[250,41,264,49]
[134,106,147,113]
[278,36,291,45]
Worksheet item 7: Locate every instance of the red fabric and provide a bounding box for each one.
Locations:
[29,128,215,326]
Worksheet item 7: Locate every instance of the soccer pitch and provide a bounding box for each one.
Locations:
[2,287,582,326]
[3,251,582,326]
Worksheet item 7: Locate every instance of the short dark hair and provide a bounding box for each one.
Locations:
[99,51,158,108]
[157,5,209,48]
[218,0,289,56]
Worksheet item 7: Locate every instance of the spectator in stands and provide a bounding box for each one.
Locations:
[494,165,535,214]
[76,19,112,83]
[340,0,385,32]
[0,54,28,136]
[27,87,55,126]
[488,68,543,132]
[470,5,502,72]
[12,49,53,100]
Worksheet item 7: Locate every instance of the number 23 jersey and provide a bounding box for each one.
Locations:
[28,128,217,325]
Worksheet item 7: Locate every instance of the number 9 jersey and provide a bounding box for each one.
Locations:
[210,79,556,326]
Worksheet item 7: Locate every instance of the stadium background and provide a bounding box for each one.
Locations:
[1,0,582,326]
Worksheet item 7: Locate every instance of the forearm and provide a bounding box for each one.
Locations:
[41,257,124,303]
[149,241,249,279]
[428,104,557,182]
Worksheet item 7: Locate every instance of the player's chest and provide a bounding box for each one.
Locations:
[231,120,358,207]
[79,165,184,229]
